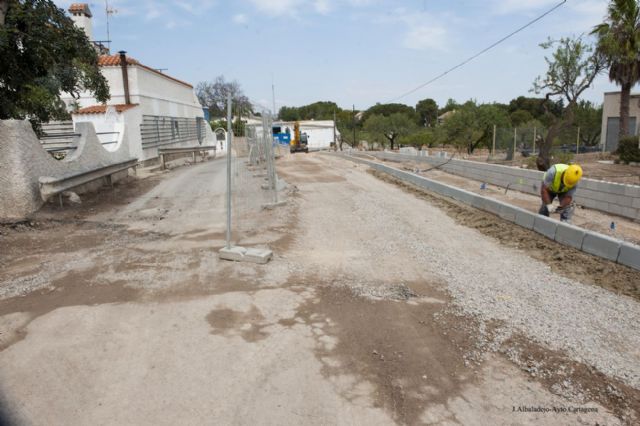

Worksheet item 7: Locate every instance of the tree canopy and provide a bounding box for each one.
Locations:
[361,103,417,124]
[531,36,605,169]
[363,113,417,150]
[278,101,339,121]
[0,0,109,126]
[441,101,511,153]
[196,76,252,118]
[415,98,438,127]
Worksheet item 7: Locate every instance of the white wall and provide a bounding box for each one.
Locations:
[277,121,338,150]
[601,91,640,148]
[71,14,92,40]
[62,62,213,162]
[63,66,203,119]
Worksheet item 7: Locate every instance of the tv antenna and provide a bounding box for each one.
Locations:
[105,0,118,50]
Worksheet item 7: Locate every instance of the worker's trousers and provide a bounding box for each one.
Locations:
[538,192,574,222]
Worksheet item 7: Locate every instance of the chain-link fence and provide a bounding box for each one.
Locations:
[490,126,602,162]
[226,107,281,250]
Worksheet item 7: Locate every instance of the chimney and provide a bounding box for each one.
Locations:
[68,4,93,40]
[119,51,131,105]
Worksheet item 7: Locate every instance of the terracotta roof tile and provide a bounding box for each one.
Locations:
[73,104,139,115]
[97,54,194,88]
[68,3,92,17]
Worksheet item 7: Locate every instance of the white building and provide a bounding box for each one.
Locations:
[274,120,338,150]
[62,3,217,163]
[600,91,640,152]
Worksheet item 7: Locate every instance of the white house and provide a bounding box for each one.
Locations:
[273,120,338,150]
[62,3,217,162]
[600,91,640,152]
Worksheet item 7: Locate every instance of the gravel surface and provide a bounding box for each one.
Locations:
[338,158,640,390]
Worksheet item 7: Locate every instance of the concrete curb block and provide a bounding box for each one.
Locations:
[554,222,587,250]
[335,153,640,271]
[533,215,559,240]
[618,243,640,270]
[582,232,622,262]
[514,209,536,230]
[365,151,640,222]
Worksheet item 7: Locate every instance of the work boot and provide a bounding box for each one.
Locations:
[538,204,550,217]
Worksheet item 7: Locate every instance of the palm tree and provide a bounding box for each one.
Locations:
[593,0,640,140]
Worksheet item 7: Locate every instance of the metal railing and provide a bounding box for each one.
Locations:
[39,121,120,160]
[140,115,207,149]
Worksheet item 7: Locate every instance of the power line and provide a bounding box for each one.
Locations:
[387,0,567,103]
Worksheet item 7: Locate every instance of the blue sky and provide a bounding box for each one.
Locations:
[54,0,620,112]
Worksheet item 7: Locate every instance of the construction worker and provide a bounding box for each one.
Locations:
[538,163,583,222]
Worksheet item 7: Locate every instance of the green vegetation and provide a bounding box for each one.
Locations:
[0,0,109,129]
[279,94,603,154]
[531,36,605,170]
[363,113,417,150]
[616,136,640,163]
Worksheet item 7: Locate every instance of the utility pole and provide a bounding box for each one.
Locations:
[492,124,496,157]
[533,127,537,154]
[333,110,337,151]
[576,126,580,155]
[352,104,356,149]
[271,74,276,119]
[225,94,232,249]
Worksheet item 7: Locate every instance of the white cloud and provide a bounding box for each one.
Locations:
[403,24,447,51]
[380,8,451,52]
[314,0,332,15]
[233,14,248,25]
[246,0,305,17]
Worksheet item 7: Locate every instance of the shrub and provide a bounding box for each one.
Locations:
[615,136,640,164]
[551,151,574,165]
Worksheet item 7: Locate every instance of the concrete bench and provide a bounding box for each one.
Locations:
[158,146,217,170]
[39,158,138,205]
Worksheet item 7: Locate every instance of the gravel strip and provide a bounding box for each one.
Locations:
[349,184,640,390]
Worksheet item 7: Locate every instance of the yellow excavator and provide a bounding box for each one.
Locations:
[290,122,309,154]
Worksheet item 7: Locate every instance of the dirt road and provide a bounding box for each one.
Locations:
[1,154,639,425]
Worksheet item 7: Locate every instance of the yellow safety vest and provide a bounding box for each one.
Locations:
[545,164,574,193]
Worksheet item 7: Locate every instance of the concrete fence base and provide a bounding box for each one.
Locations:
[338,153,640,272]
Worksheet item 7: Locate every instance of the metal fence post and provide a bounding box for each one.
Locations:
[533,127,537,154]
[225,94,232,250]
[492,124,496,156]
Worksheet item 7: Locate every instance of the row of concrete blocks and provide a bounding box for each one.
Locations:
[373,151,640,222]
[343,154,640,271]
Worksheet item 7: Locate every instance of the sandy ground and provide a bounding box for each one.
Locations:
[0,154,639,425]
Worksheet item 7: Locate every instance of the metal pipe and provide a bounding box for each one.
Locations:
[118,50,131,105]
[225,94,232,249]
[492,124,496,156]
